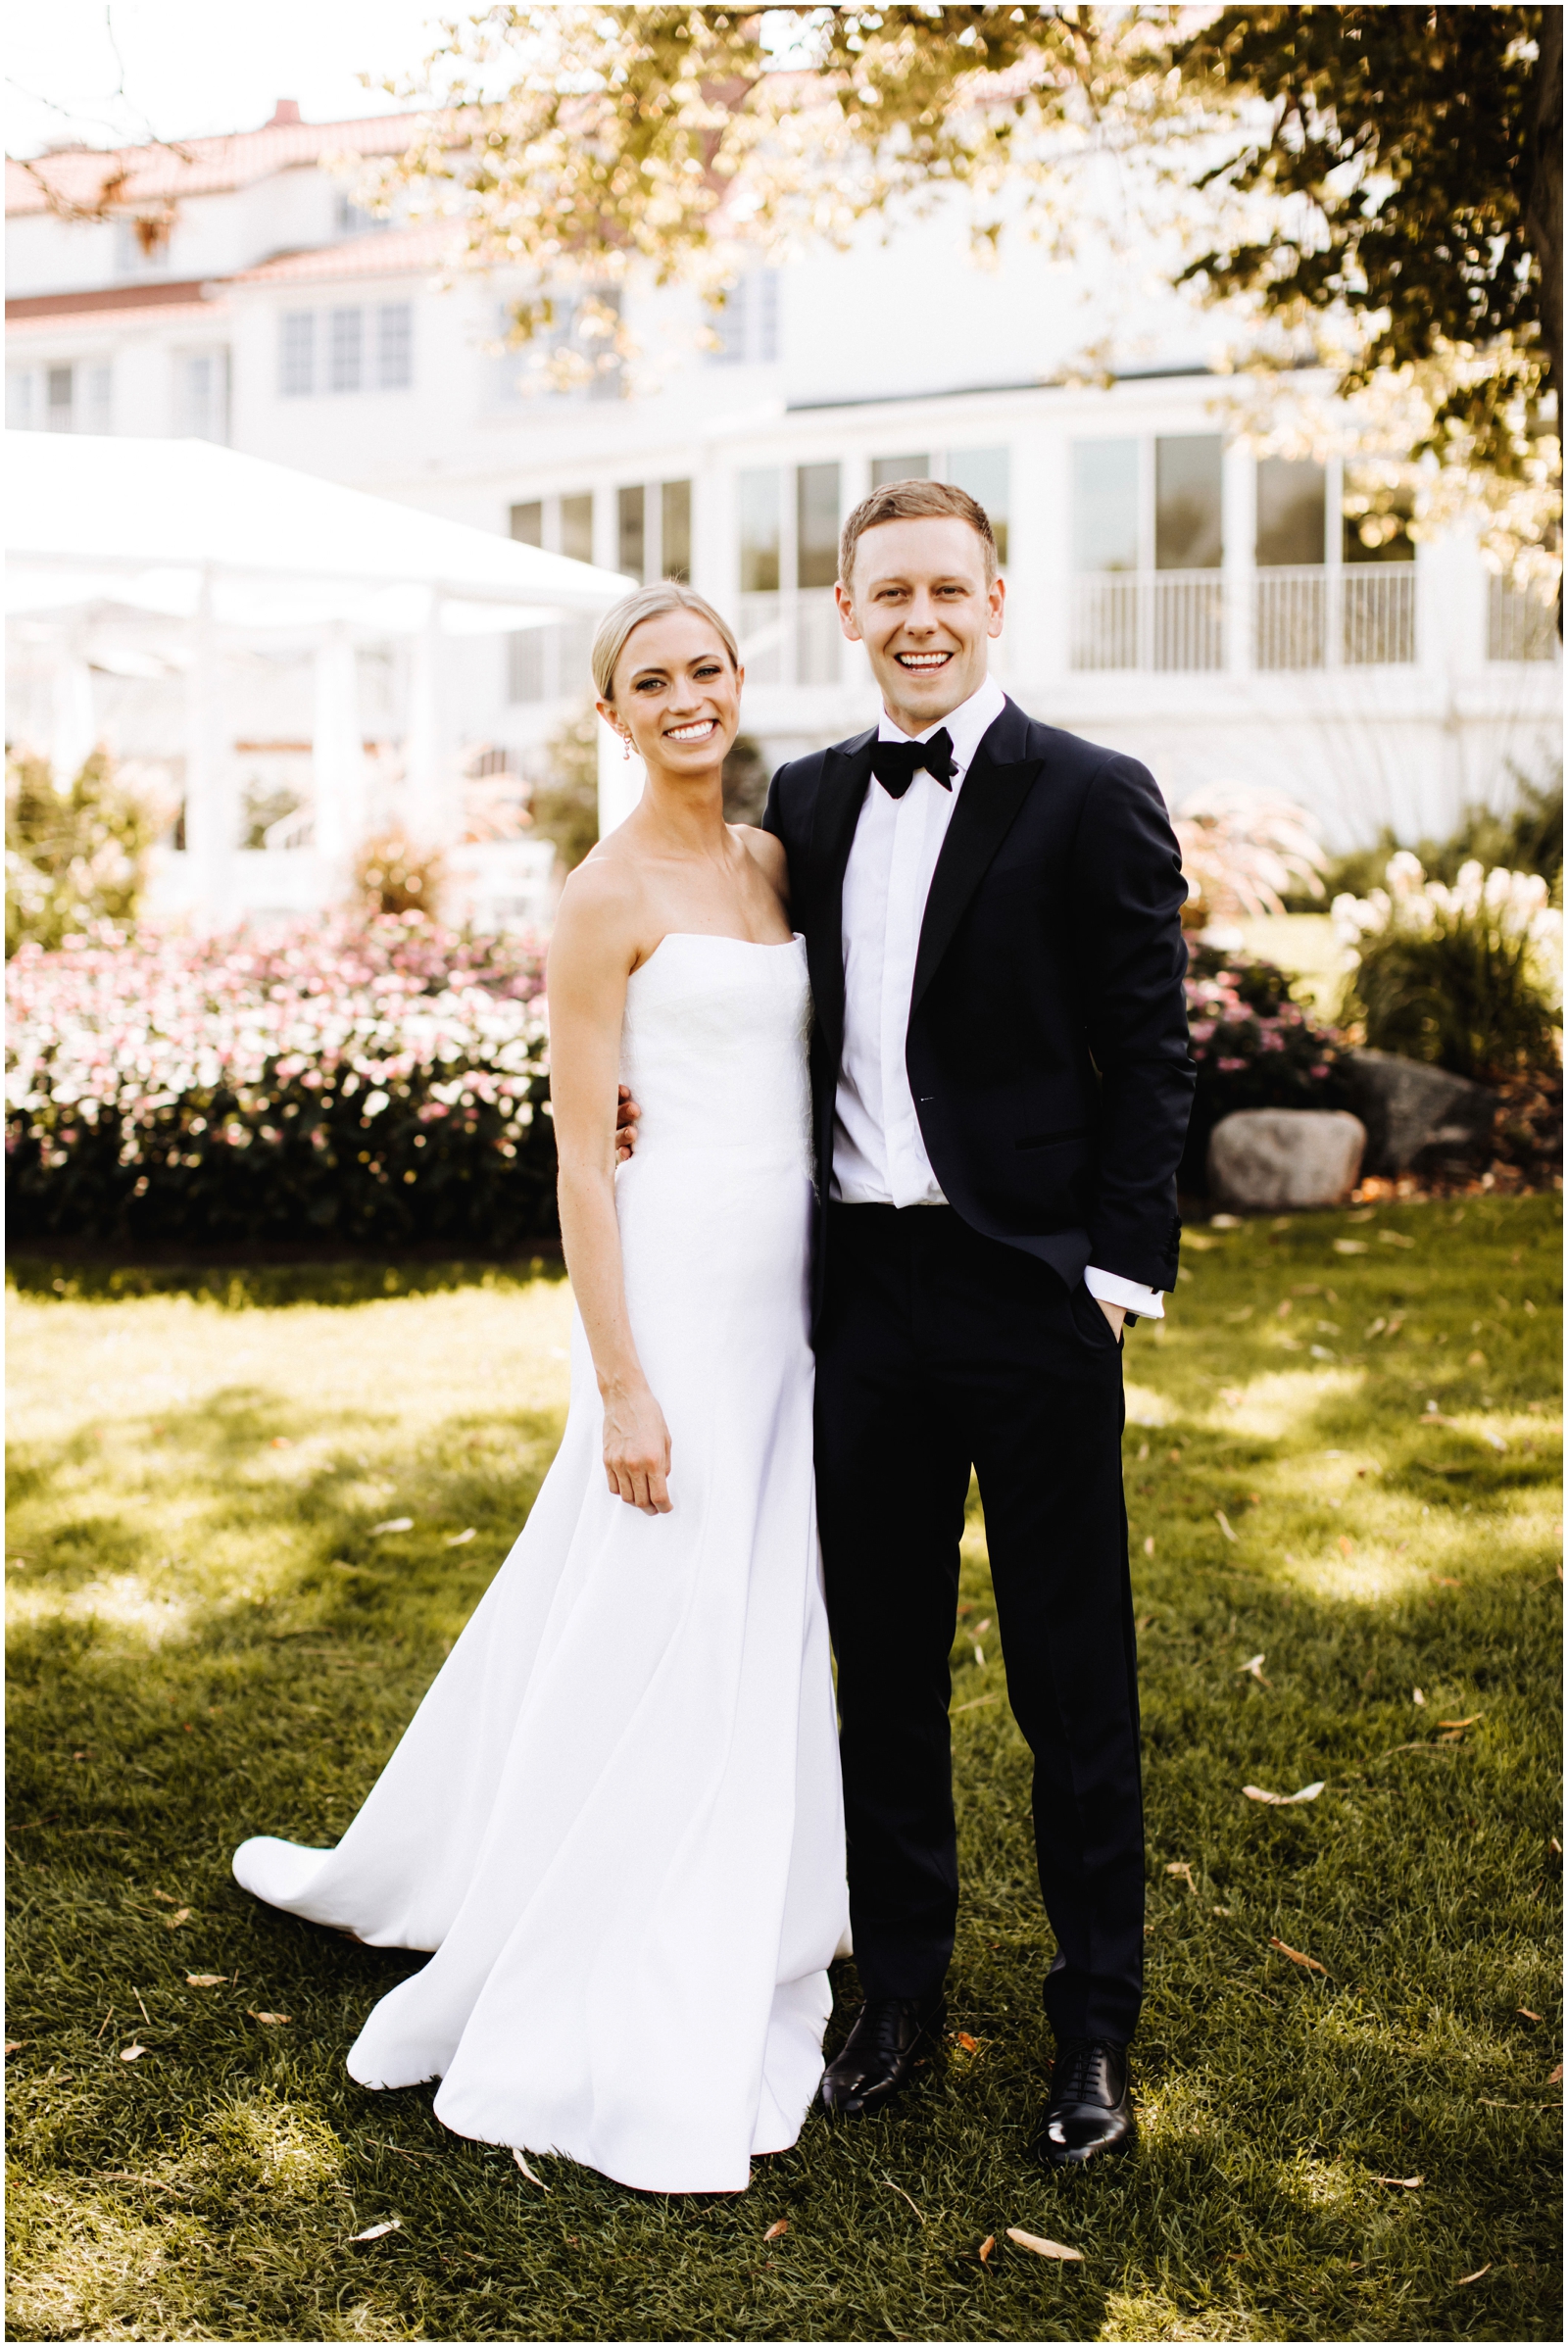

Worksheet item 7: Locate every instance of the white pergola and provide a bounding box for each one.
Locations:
[5,433,636,922]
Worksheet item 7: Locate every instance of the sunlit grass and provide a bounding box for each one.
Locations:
[6,1199,1562,2342]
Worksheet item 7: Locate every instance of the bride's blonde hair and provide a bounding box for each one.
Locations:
[591,582,741,704]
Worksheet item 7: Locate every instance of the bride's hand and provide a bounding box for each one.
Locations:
[602,1381,672,1515]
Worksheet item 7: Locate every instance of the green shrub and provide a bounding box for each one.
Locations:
[1336,854,1563,1080]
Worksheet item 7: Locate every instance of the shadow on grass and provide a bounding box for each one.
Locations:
[8,1252,567,1311]
[6,1208,1563,2342]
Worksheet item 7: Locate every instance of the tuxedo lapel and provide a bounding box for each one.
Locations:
[911,702,1043,1011]
[806,729,875,1056]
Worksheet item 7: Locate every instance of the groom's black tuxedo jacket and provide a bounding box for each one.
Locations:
[762,695,1195,1314]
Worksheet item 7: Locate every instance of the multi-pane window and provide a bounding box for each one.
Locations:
[739,469,782,592]
[708,270,780,366]
[279,304,412,397]
[1154,435,1223,569]
[737,465,841,684]
[280,312,316,396]
[872,454,929,488]
[662,479,692,581]
[796,464,840,589]
[7,362,110,432]
[1255,458,1326,566]
[1072,440,1139,572]
[180,351,230,442]
[507,492,602,704]
[613,479,695,583]
[617,485,646,581]
[329,307,363,393]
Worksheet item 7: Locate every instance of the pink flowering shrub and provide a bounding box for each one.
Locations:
[1181,943,1350,1189]
[6,914,559,1247]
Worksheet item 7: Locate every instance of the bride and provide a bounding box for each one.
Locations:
[233,583,849,2194]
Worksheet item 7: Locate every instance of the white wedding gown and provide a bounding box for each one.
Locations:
[233,933,849,2194]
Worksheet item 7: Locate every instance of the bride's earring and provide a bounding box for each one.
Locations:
[621,733,632,761]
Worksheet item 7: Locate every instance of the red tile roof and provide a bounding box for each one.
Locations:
[5,110,428,217]
[5,297,228,337]
[230,221,458,286]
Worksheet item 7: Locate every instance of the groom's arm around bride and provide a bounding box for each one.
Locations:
[762,476,1195,2166]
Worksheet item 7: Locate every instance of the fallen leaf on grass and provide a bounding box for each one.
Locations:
[1412,1687,1425,1705]
[1215,1510,1238,1542]
[120,2044,148,2061]
[1269,1936,1328,1975]
[1333,1239,1368,1254]
[1438,1716,1483,1733]
[763,2219,789,2242]
[1005,2228,1082,2263]
[444,1529,476,1548]
[149,1890,176,1904]
[369,1518,414,1536]
[349,2220,402,2243]
[1238,1653,1269,1686]
[512,2151,550,2191]
[1378,1230,1415,1248]
[1455,2265,1492,2285]
[163,1909,191,1930]
[1244,1782,1324,1805]
[5,2040,26,2053]
[1371,2175,1423,2189]
[1165,1861,1197,1894]
[955,2030,981,2052]
[1548,2063,1564,2085]
[184,1975,226,1988]
[247,2010,292,2026]
[978,2235,995,2265]
[1518,2007,1543,2022]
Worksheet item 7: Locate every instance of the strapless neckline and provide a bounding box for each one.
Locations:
[633,932,804,979]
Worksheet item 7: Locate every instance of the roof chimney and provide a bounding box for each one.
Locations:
[267,99,303,127]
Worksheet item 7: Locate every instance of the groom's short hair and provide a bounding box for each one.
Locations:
[839,479,999,589]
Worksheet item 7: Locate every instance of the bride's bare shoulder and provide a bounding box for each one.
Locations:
[733,824,788,898]
[552,845,647,963]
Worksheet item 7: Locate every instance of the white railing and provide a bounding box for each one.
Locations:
[1072,565,1418,672]
[1069,571,1225,672]
[1254,565,1416,668]
[1488,578,1559,662]
[737,587,841,688]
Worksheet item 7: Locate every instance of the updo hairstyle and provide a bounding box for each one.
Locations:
[590,582,741,704]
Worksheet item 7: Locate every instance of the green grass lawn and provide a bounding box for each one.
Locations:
[6,1198,1562,2344]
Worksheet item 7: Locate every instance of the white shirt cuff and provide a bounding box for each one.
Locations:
[1085,1265,1165,1320]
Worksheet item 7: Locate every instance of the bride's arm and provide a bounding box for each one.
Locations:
[547,869,672,1516]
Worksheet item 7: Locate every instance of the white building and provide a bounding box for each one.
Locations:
[7,98,1560,899]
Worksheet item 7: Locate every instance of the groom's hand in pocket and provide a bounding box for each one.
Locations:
[1098,1299,1126,1341]
[614,1086,641,1162]
[603,1380,672,1515]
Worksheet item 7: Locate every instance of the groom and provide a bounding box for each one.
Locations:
[762,478,1194,2166]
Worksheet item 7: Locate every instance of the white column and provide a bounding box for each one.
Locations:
[312,621,366,884]
[51,623,96,782]
[1221,440,1254,675]
[597,709,645,837]
[182,567,231,929]
[405,592,458,844]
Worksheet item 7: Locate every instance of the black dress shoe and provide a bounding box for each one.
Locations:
[820,1991,947,2117]
[1030,2037,1136,2167]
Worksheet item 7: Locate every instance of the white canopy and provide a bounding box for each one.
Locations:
[4,432,633,634]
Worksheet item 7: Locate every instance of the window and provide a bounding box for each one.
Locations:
[561,493,595,564]
[336,193,389,236]
[708,269,780,366]
[180,351,229,442]
[280,312,315,396]
[618,484,646,581]
[872,454,929,488]
[376,303,412,390]
[1255,458,1326,566]
[510,501,544,547]
[797,463,840,590]
[1072,440,1139,572]
[6,369,32,429]
[739,468,782,593]
[46,366,74,431]
[1155,435,1223,569]
[662,478,692,581]
[947,446,1010,566]
[329,307,362,393]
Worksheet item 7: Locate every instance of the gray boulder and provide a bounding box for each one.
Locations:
[1341,1049,1496,1176]
[1207,1109,1367,1211]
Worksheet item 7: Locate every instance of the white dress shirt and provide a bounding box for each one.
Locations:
[831,675,1164,1319]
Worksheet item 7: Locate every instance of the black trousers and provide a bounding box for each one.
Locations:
[814,1202,1144,2046]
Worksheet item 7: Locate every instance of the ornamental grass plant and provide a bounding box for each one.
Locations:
[1335,856,1563,1083]
[6,1197,1561,2342]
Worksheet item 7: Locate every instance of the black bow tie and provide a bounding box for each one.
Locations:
[870,728,956,798]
